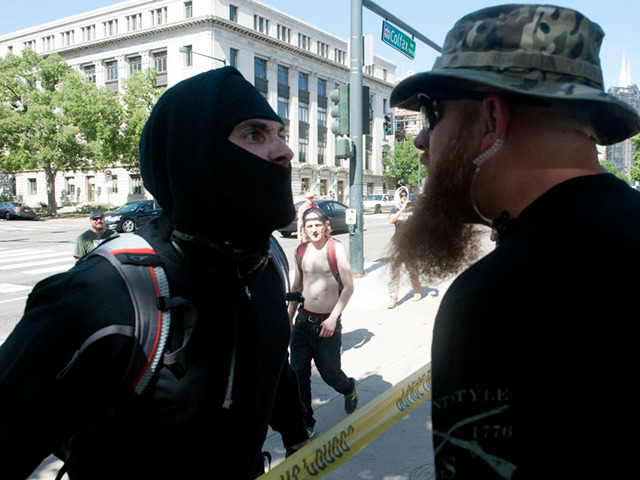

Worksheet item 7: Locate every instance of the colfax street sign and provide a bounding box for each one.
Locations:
[381,20,416,60]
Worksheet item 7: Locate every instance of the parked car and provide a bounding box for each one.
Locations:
[0,202,37,220]
[362,194,394,214]
[104,200,162,233]
[278,198,351,237]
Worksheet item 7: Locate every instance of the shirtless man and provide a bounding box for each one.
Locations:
[288,207,357,436]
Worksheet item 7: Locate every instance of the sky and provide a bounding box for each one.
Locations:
[0,0,638,90]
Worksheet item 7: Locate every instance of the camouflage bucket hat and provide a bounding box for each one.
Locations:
[390,4,640,145]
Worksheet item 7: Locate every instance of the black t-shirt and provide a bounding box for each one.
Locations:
[431,174,640,479]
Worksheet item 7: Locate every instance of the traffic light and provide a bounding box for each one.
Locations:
[383,112,394,136]
[330,84,350,136]
[362,86,371,135]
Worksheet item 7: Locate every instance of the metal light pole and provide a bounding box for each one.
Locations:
[349,0,365,276]
[178,46,227,66]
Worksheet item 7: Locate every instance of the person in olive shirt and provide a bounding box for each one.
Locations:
[73,208,118,262]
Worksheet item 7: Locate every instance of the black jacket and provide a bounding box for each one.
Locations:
[0,218,300,479]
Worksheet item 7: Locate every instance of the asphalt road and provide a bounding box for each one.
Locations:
[0,214,395,344]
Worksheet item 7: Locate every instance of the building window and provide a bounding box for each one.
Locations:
[83,64,96,83]
[182,45,193,67]
[103,19,118,37]
[298,72,309,92]
[298,138,308,163]
[317,106,327,127]
[229,48,238,68]
[109,175,118,194]
[229,5,238,22]
[81,25,95,42]
[317,41,329,58]
[42,35,55,51]
[128,56,142,74]
[301,178,310,193]
[184,1,193,18]
[61,30,74,47]
[298,102,309,123]
[104,60,118,82]
[153,51,167,73]
[126,13,142,31]
[150,7,167,26]
[254,57,268,96]
[298,34,311,51]
[153,50,167,87]
[335,48,346,64]
[278,65,289,86]
[23,40,35,50]
[278,97,289,120]
[318,78,327,98]
[130,174,143,195]
[254,15,269,35]
[318,139,326,165]
[277,24,290,43]
[255,57,267,80]
[28,178,37,195]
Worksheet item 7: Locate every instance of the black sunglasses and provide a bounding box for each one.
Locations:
[418,91,552,132]
[91,216,105,221]
[418,91,489,132]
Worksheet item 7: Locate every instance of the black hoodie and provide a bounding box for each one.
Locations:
[0,68,302,479]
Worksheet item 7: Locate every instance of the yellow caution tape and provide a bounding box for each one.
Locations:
[260,363,432,479]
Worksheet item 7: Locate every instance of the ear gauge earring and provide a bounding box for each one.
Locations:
[470,137,506,225]
[473,137,505,168]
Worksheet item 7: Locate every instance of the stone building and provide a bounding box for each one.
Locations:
[0,0,397,208]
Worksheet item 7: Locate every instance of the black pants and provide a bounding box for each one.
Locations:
[290,313,353,428]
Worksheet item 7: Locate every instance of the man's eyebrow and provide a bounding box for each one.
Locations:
[237,119,283,133]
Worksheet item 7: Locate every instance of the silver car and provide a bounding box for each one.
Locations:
[362,194,394,214]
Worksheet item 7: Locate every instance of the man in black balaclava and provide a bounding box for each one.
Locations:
[0,67,308,479]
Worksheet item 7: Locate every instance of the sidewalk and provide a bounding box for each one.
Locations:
[262,258,455,479]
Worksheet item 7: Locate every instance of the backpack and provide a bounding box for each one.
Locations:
[57,234,195,396]
[55,235,287,479]
[294,237,343,294]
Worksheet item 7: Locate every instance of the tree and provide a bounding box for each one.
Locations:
[630,133,640,184]
[119,69,164,172]
[382,134,425,190]
[0,49,121,215]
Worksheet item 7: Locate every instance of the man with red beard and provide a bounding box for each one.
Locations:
[390,5,640,479]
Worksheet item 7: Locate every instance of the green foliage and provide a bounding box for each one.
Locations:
[120,69,164,172]
[630,134,640,184]
[381,134,426,189]
[0,50,163,214]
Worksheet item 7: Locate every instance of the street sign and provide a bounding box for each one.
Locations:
[105,169,112,179]
[381,20,416,60]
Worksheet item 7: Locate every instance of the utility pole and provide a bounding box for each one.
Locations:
[348,0,365,276]
[347,0,441,275]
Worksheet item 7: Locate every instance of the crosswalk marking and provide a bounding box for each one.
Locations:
[0,283,31,293]
[0,257,76,270]
[0,251,71,264]
[25,264,73,275]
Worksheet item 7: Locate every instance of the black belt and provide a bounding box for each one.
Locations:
[297,312,340,324]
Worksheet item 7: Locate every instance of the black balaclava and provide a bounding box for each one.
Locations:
[139,67,294,252]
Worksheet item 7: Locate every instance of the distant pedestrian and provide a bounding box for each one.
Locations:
[389,4,640,478]
[296,191,317,241]
[73,208,118,262]
[387,186,421,309]
[288,207,357,437]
